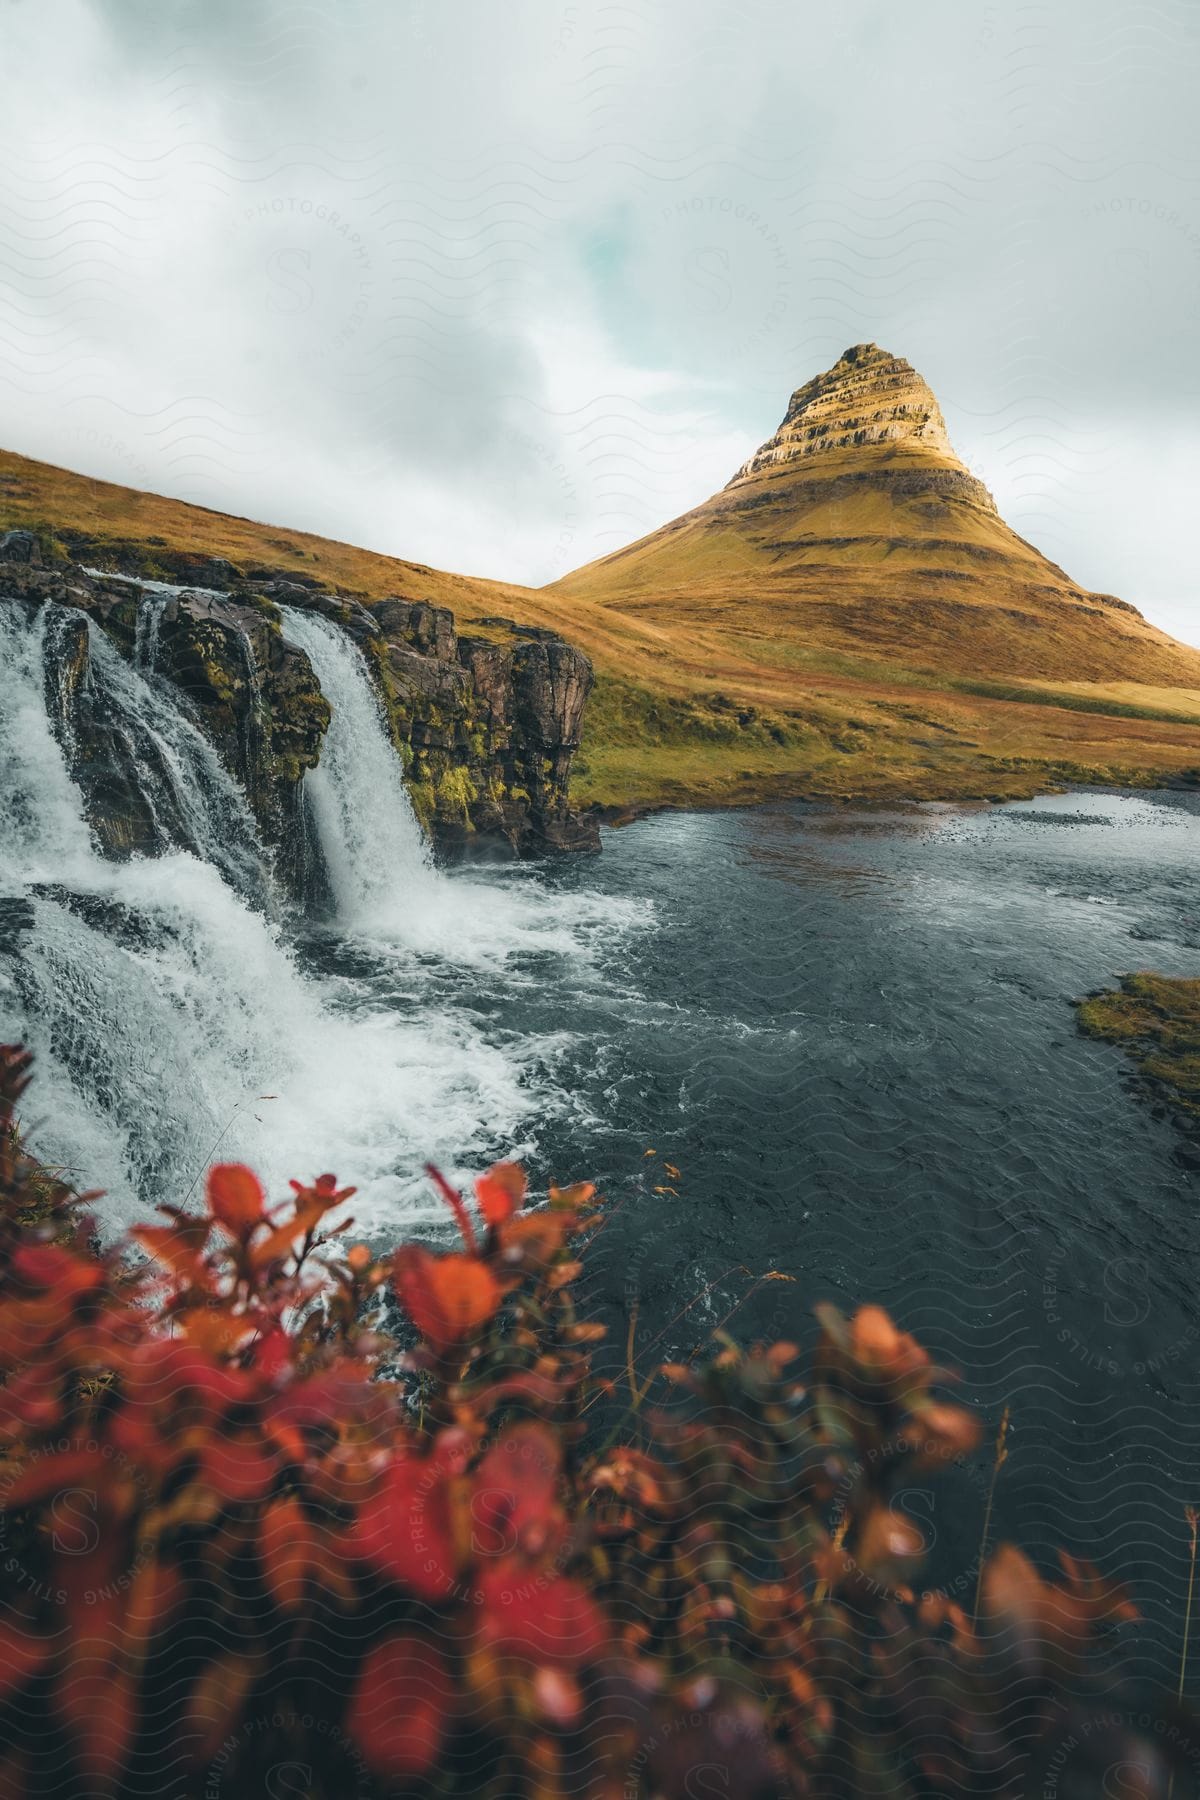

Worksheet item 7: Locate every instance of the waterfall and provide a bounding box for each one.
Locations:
[0,598,295,1207]
[0,588,644,1233]
[81,616,271,903]
[133,594,166,671]
[2,603,96,872]
[0,595,553,1228]
[278,606,618,968]
[279,608,433,925]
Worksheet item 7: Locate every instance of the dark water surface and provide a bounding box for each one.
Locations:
[435,788,1200,1680]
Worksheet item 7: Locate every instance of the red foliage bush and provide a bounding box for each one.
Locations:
[0,1044,1192,1799]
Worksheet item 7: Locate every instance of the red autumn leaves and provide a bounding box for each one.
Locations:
[0,1040,1157,1800]
[393,1247,501,1356]
[389,1162,517,1356]
[390,1160,591,1358]
[348,1418,606,1771]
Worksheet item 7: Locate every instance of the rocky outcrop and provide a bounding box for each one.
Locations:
[727,342,997,513]
[0,532,598,876]
[0,540,329,876]
[272,587,599,855]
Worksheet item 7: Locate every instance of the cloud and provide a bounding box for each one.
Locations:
[0,0,1195,640]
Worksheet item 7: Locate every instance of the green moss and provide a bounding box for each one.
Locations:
[1076,973,1200,1130]
[27,520,71,565]
[581,673,806,758]
[433,764,478,820]
[408,780,436,830]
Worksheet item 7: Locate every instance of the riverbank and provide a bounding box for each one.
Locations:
[576,736,1200,828]
[1076,972,1200,1141]
[569,669,1200,817]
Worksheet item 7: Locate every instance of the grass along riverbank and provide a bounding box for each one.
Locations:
[1076,973,1200,1134]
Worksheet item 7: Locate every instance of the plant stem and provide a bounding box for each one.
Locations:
[1179,1506,1199,1703]
[972,1405,1010,1627]
[625,1301,640,1409]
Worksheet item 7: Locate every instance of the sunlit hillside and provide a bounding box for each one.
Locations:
[5,346,1200,812]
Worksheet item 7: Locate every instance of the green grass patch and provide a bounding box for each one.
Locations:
[1076,972,1200,1129]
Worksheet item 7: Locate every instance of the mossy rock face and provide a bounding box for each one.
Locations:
[11,552,600,872]
[1076,973,1200,1133]
[362,597,600,854]
[8,565,332,879]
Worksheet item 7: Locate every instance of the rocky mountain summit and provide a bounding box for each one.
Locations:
[0,530,598,883]
[551,342,1200,694]
[728,342,976,489]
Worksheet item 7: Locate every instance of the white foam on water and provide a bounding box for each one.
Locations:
[282,605,646,971]
[0,595,647,1232]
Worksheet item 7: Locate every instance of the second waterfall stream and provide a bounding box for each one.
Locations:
[0,591,645,1230]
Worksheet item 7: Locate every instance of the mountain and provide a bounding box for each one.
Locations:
[551,342,1200,688]
[530,342,1200,806]
[3,344,1200,819]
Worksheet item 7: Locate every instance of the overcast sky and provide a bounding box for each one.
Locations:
[1,1,1198,643]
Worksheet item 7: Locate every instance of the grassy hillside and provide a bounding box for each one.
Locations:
[4,424,1200,813]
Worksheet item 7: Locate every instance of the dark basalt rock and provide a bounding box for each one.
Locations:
[39,603,166,858]
[145,590,330,874]
[1,562,329,880]
[0,529,40,564]
[3,550,598,876]
[366,595,599,855]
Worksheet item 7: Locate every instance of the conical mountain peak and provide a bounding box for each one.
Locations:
[728,342,960,487]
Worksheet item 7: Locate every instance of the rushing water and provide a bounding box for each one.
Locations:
[2,586,1199,1678]
[523,793,1200,1684]
[0,596,644,1225]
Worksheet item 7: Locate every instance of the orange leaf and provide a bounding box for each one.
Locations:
[9,1245,104,1297]
[123,1559,183,1655]
[182,1654,259,1765]
[2,1446,110,1508]
[548,1181,596,1210]
[259,1494,312,1611]
[130,1218,211,1285]
[849,1305,929,1379]
[176,1307,254,1358]
[494,1210,576,1274]
[206,1163,266,1235]
[908,1401,983,1465]
[346,1635,452,1779]
[472,1421,564,1566]
[475,1161,527,1226]
[392,1248,500,1355]
[479,1573,609,1668]
[352,1446,463,1601]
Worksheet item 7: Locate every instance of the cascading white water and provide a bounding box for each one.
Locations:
[0,595,557,1226]
[0,598,294,1205]
[279,608,433,923]
[281,605,635,968]
[85,616,271,901]
[0,592,644,1230]
[133,594,166,670]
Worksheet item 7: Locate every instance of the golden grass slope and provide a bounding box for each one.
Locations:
[542,345,1200,806]
[3,340,1200,814]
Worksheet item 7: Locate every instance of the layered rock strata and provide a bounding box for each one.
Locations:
[0,532,598,881]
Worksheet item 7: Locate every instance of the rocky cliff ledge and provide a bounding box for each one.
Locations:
[251,575,598,856]
[0,530,598,878]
